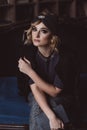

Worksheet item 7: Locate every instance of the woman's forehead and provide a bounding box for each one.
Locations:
[33,22,49,30]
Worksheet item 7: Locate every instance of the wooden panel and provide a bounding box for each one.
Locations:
[0,124,29,130]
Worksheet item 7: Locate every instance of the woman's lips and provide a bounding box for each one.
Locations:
[34,39,40,42]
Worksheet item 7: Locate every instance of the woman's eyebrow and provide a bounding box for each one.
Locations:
[40,27,49,31]
[32,26,50,31]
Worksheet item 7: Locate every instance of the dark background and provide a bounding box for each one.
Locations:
[0,18,87,124]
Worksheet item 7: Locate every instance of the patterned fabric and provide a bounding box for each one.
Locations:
[28,94,69,130]
[29,94,50,130]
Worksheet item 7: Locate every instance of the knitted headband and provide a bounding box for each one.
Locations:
[32,14,58,35]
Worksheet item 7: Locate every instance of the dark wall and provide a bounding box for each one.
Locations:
[0,26,24,76]
[59,20,87,73]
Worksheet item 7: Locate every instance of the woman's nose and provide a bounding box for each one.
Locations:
[36,31,40,38]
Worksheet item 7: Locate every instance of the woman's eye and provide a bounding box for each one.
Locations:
[41,30,49,34]
[32,27,37,32]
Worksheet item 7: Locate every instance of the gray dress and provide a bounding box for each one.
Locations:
[28,50,69,130]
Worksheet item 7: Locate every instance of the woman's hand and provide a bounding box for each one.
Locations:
[18,57,32,75]
[49,116,64,130]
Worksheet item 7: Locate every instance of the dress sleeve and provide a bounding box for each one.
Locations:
[29,78,35,86]
[53,74,63,89]
[29,74,63,89]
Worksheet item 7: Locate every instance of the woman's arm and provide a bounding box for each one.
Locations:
[30,83,64,129]
[18,57,62,97]
[18,57,64,129]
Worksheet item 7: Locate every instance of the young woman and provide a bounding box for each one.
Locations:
[18,10,70,130]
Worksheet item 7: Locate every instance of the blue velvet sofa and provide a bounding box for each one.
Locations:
[0,77,30,129]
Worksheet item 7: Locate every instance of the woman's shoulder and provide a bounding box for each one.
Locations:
[56,45,78,73]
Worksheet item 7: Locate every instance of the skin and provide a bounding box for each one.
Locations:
[18,22,64,130]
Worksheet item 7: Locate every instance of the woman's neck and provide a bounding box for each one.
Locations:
[38,46,54,58]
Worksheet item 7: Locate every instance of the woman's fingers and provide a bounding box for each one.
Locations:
[24,57,30,64]
[61,122,64,129]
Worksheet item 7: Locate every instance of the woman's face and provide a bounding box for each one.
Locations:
[31,22,52,47]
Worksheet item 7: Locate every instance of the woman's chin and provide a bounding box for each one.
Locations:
[33,42,40,46]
